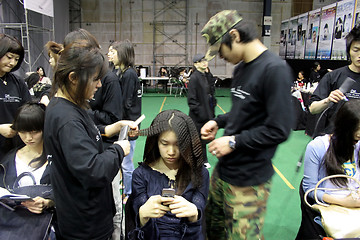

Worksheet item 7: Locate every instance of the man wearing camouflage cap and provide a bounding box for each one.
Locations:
[200,10,294,239]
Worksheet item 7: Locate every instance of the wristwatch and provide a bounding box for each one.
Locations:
[229,136,236,150]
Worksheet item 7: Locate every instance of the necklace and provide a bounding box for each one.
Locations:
[0,75,7,85]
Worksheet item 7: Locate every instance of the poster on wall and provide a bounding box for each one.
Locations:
[305,9,321,59]
[286,17,298,59]
[317,3,336,59]
[331,0,355,60]
[354,0,360,26]
[279,20,288,59]
[295,13,308,59]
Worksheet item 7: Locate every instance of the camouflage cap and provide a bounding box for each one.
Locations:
[201,10,242,61]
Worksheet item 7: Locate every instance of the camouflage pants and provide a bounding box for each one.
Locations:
[206,169,271,240]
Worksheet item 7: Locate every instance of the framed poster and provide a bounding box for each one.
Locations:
[305,8,321,59]
[331,0,355,60]
[354,0,360,26]
[279,20,288,59]
[286,17,298,59]
[317,3,336,59]
[295,13,308,59]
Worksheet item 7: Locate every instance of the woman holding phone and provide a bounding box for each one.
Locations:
[128,109,209,240]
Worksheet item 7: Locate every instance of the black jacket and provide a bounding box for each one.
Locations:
[0,147,51,190]
[120,68,142,121]
[187,69,216,131]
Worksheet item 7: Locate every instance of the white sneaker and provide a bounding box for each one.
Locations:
[204,163,211,169]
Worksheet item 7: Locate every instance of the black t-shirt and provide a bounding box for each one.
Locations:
[119,67,142,121]
[214,50,294,187]
[0,73,31,161]
[44,97,124,240]
[88,71,123,147]
[310,66,360,133]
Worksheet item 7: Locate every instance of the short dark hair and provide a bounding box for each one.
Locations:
[53,43,107,108]
[0,34,24,72]
[220,20,258,49]
[312,61,320,70]
[112,40,135,68]
[346,24,360,58]
[25,72,40,90]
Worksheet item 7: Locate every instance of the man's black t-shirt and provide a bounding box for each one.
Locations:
[310,66,360,133]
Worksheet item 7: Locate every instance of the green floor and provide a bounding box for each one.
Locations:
[133,89,311,240]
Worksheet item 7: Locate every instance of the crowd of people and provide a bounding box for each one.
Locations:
[0,9,360,240]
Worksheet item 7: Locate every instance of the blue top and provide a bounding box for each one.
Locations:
[302,135,360,202]
[130,163,209,240]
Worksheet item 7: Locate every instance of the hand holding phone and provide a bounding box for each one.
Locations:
[161,188,175,198]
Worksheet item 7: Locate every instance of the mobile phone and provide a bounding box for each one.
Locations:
[161,188,175,198]
[118,125,129,141]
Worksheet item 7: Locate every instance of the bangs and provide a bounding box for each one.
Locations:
[8,40,24,56]
[12,104,45,132]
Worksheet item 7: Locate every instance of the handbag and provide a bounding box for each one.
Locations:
[0,172,53,240]
[304,174,360,239]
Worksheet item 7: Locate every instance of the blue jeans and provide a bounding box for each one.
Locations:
[122,140,136,196]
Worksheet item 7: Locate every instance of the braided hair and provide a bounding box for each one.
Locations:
[138,109,204,193]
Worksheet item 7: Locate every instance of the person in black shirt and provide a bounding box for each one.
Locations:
[309,24,360,134]
[187,53,216,168]
[200,10,293,239]
[112,40,142,201]
[44,42,134,240]
[0,34,31,161]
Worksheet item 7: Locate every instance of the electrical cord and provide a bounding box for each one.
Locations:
[295,105,330,172]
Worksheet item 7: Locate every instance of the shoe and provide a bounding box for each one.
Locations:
[204,163,211,169]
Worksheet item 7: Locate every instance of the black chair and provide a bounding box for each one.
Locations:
[125,193,136,240]
[295,179,326,240]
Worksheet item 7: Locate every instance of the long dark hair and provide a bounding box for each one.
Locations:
[53,42,107,108]
[36,66,46,77]
[25,72,40,90]
[323,100,360,186]
[11,102,47,169]
[0,34,24,72]
[138,110,204,193]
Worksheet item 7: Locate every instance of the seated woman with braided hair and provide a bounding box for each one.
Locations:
[128,109,209,240]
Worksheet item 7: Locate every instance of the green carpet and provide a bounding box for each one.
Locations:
[134,90,311,240]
